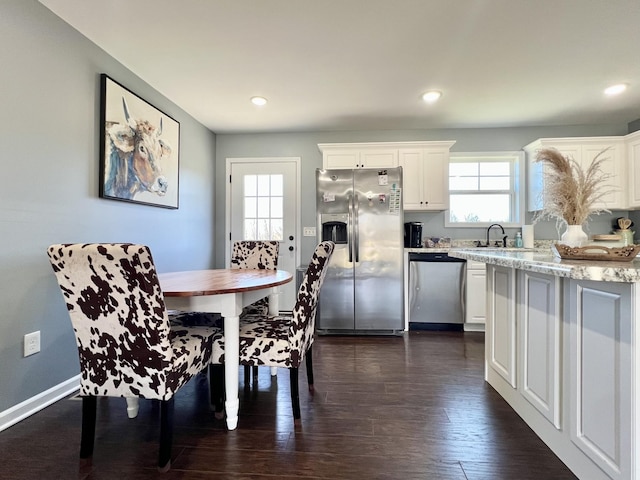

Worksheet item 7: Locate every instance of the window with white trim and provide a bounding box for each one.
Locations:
[446,152,524,227]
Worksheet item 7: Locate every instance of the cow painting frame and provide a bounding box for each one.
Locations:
[99,74,180,209]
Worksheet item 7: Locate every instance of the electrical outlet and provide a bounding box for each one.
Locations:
[303,227,316,237]
[24,331,40,357]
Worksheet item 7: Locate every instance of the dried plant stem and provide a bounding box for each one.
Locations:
[533,147,615,226]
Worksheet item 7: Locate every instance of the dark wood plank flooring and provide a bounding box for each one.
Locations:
[0,332,578,479]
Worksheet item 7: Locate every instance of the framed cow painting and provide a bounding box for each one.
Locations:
[99,74,180,209]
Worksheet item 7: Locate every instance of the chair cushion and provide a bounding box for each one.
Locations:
[211,313,296,367]
[167,322,223,392]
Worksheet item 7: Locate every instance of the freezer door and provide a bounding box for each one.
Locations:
[353,168,404,331]
[316,169,355,330]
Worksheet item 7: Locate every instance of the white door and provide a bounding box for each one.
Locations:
[226,158,300,311]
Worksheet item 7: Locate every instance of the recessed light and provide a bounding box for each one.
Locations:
[251,96,267,106]
[604,84,627,96]
[422,91,442,103]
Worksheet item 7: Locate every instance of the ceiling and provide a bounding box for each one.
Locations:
[40,0,640,134]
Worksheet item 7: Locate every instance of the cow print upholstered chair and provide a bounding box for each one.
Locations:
[210,241,334,422]
[46,243,223,472]
[231,240,280,384]
[231,240,280,316]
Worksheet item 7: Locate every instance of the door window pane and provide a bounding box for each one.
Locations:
[257,175,270,196]
[271,197,283,217]
[270,219,283,240]
[244,219,257,240]
[244,197,257,217]
[244,175,257,196]
[243,174,284,240]
[270,175,283,195]
[257,197,270,217]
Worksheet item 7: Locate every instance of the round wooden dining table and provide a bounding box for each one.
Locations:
[160,268,293,430]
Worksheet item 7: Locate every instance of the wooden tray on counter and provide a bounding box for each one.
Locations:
[552,243,640,262]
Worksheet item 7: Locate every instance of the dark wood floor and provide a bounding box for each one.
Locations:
[0,332,578,479]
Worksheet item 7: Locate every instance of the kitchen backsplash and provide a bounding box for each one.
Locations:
[420,238,554,250]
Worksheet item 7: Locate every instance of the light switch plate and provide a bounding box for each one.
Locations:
[303,227,316,237]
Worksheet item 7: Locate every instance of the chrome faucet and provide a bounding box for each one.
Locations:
[485,223,507,247]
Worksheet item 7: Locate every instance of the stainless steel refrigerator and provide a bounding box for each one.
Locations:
[316,167,404,334]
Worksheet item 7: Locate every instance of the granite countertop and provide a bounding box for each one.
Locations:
[448,248,640,283]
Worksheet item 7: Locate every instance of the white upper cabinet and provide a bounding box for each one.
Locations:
[318,141,455,211]
[524,136,626,212]
[318,143,398,169]
[398,143,455,211]
[626,131,640,209]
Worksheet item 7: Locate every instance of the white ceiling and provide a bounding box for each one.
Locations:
[40,0,640,134]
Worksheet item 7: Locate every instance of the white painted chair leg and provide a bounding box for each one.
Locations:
[126,397,139,418]
[270,367,277,376]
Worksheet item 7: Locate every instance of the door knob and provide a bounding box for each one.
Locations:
[289,246,294,251]
[289,235,294,241]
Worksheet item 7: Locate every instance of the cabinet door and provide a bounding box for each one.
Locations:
[398,149,424,210]
[422,149,448,210]
[567,280,632,480]
[465,263,486,326]
[399,148,449,211]
[323,150,358,169]
[518,270,561,429]
[527,142,581,212]
[582,142,625,210]
[360,148,398,168]
[487,265,517,387]
[627,131,640,208]
[526,138,625,211]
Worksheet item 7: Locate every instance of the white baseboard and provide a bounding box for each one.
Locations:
[0,375,80,432]
[464,323,486,332]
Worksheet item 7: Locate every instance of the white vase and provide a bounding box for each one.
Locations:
[561,224,588,247]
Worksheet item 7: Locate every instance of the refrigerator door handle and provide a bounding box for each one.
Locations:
[348,194,353,263]
[354,194,360,263]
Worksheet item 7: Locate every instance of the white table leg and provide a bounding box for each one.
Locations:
[126,397,139,418]
[268,287,279,315]
[224,314,240,430]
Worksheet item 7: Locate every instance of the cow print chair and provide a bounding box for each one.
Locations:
[231,240,280,316]
[232,240,280,384]
[210,241,334,422]
[46,243,222,472]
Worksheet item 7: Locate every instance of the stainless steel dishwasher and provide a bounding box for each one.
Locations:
[408,252,466,331]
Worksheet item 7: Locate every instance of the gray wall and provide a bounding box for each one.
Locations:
[0,0,217,413]
[215,124,631,263]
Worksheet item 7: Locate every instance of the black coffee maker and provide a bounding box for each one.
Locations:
[404,222,423,248]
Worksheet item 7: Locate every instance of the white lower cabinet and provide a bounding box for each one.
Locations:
[486,265,517,387]
[485,267,635,480]
[465,261,486,331]
[517,270,562,429]
[567,280,632,480]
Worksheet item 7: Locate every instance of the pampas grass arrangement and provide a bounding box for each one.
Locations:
[533,147,614,226]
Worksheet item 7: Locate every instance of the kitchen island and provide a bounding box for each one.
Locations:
[448,248,639,480]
